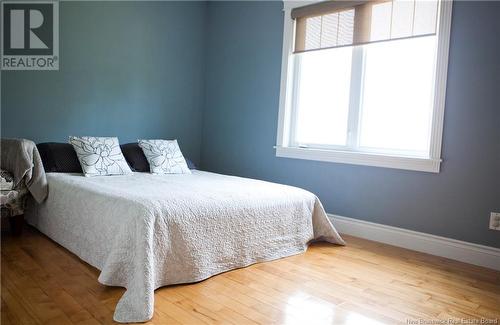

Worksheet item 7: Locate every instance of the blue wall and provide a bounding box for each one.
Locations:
[2,1,498,247]
[201,1,500,247]
[1,1,207,164]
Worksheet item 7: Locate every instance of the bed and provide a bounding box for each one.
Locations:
[26,170,345,323]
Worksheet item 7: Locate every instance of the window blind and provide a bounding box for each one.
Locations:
[292,0,439,53]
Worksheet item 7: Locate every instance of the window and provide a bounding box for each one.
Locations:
[276,0,453,172]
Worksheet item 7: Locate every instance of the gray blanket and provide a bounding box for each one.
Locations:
[1,138,48,203]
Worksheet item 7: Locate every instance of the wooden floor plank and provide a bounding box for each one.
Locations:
[2,226,499,325]
[4,244,102,324]
[161,283,259,324]
[1,258,73,324]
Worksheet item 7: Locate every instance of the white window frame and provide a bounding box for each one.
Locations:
[275,0,453,173]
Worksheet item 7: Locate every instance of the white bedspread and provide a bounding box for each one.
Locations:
[26,171,344,323]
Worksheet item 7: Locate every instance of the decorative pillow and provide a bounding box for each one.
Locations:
[69,136,132,177]
[37,142,83,173]
[138,139,191,174]
[121,142,196,172]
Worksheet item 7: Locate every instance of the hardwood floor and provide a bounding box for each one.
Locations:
[1,226,499,325]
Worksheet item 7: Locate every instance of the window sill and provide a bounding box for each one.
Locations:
[275,146,441,173]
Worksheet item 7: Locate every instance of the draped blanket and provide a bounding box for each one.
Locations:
[1,138,48,203]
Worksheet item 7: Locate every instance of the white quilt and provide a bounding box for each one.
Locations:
[26,171,344,323]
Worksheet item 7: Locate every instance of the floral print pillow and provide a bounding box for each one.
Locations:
[69,136,132,177]
[138,139,191,174]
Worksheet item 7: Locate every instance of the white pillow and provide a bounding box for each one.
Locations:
[138,139,191,174]
[69,136,132,177]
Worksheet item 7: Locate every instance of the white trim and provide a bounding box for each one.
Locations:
[346,46,365,149]
[428,0,453,171]
[276,0,454,173]
[276,146,441,172]
[277,2,309,147]
[329,214,500,271]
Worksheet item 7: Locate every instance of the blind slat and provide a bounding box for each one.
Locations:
[291,0,368,19]
[293,0,438,53]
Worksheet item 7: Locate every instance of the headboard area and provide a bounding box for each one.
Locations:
[37,142,196,173]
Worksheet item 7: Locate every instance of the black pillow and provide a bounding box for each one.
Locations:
[121,142,196,171]
[37,142,83,173]
[120,143,150,172]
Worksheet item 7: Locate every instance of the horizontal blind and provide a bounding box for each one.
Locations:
[292,0,439,53]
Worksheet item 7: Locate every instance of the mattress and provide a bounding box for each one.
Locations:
[26,171,344,322]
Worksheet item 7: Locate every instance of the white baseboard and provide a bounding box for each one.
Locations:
[328,214,500,271]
